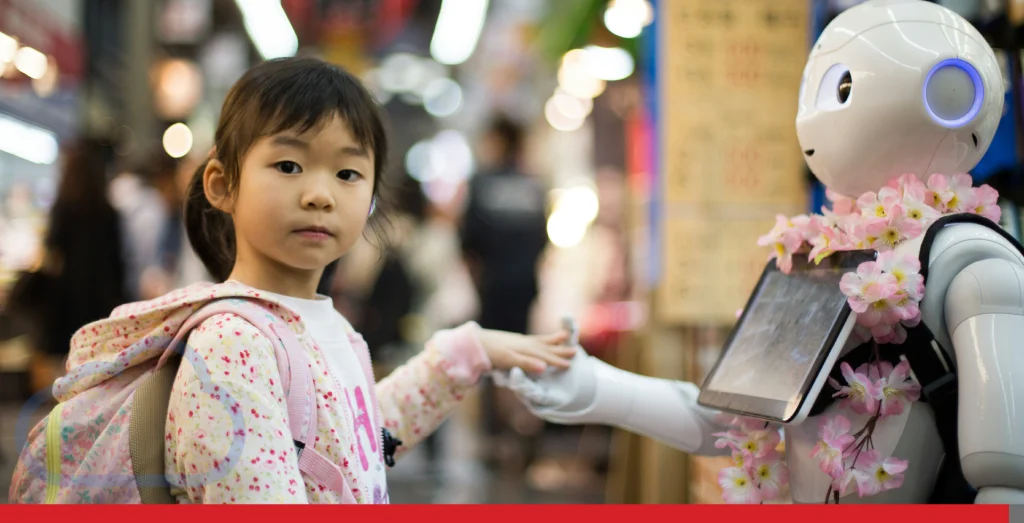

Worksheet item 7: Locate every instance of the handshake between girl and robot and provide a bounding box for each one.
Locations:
[496,0,1024,505]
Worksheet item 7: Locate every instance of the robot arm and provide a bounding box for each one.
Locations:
[924,223,1024,503]
[945,257,1024,503]
[495,348,731,456]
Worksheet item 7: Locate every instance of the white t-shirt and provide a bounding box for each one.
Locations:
[263,290,389,504]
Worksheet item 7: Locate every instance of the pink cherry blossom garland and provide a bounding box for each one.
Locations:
[713,359,923,504]
[713,174,1000,504]
[757,173,1000,346]
[816,358,921,502]
[713,416,789,504]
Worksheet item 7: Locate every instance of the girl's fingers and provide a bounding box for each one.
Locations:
[534,331,570,345]
[517,355,549,374]
[526,346,573,369]
[547,345,578,358]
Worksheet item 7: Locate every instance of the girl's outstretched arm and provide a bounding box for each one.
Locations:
[374,322,572,461]
[373,322,491,459]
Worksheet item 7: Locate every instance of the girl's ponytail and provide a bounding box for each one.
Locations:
[184,161,236,281]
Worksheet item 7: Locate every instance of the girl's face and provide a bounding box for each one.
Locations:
[226,115,375,284]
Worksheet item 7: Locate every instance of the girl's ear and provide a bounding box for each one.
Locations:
[203,159,233,213]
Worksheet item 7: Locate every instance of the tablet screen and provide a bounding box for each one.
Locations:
[699,251,872,420]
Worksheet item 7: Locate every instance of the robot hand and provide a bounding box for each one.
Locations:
[491,345,598,420]
[492,318,730,456]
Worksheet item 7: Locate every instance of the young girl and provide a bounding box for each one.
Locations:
[11,57,574,504]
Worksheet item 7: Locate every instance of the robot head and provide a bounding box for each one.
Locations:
[796,0,1004,198]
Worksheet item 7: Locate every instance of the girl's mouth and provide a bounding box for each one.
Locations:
[294,226,334,240]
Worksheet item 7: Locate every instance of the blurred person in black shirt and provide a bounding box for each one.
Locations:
[459,116,549,468]
[460,116,548,335]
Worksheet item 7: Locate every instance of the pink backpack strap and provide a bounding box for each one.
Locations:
[163,298,355,502]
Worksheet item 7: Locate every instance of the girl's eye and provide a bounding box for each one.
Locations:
[275,161,302,174]
[337,169,362,182]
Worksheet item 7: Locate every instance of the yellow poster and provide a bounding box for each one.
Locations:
[657,0,810,324]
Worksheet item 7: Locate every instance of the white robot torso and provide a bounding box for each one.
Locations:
[788,220,1024,503]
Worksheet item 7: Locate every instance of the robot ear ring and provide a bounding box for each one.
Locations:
[923,58,984,129]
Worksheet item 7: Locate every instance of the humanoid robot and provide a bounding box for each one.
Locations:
[500,0,1024,504]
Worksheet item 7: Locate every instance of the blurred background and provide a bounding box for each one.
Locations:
[1,0,1024,504]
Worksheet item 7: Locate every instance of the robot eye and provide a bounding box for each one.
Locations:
[816,63,852,111]
[923,58,983,129]
[837,71,852,104]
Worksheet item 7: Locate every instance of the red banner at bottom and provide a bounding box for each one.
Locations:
[0,503,1011,523]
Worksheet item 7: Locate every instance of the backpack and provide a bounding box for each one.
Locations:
[10,297,362,504]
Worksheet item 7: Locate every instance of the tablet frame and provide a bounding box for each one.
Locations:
[697,249,876,425]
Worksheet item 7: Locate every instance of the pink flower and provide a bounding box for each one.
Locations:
[839,261,899,322]
[848,216,888,250]
[713,426,781,460]
[748,455,789,501]
[876,360,921,417]
[858,296,902,329]
[818,208,861,242]
[827,188,857,215]
[887,291,920,322]
[948,173,978,212]
[829,362,881,415]
[811,415,855,478]
[877,251,924,300]
[791,214,815,241]
[928,173,976,212]
[972,184,1001,223]
[870,322,908,345]
[858,361,892,382]
[896,173,928,200]
[713,430,745,452]
[900,179,941,227]
[850,450,908,497]
[926,174,954,210]
[718,466,762,504]
[758,215,806,274]
[857,188,901,219]
[808,216,842,263]
[901,312,921,328]
[730,449,748,470]
[832,468,858,497]
[872,206,923,251]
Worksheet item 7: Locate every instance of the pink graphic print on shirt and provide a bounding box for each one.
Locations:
[345,386,378,471]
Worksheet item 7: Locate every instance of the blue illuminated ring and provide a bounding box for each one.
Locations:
[922,58,984,129]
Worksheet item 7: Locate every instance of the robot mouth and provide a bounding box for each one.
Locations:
[804,149,815,157]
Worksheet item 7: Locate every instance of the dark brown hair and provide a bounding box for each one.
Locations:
[184,57,389,285]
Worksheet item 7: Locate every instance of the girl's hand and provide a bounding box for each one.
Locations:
[478,329,576,374]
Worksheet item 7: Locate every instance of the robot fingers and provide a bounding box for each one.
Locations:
[492,366,575,409]
[562,316,580,347]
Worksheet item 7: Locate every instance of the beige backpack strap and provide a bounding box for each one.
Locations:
[129,355,182,504]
